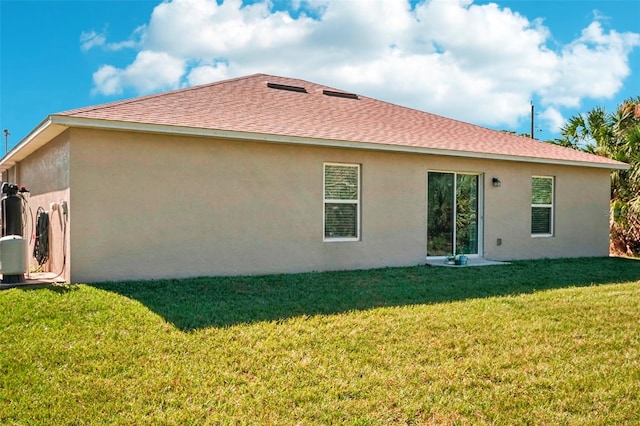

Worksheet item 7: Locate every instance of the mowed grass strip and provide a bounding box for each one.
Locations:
[1,257,639,424]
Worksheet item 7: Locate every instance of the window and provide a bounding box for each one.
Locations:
[531,176,554,236]
[324,163,360,241]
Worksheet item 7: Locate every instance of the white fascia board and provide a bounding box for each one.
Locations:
[11,115,631,172]
[0,117,69,172]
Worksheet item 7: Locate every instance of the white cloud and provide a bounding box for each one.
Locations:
[87,0,640,134]
[92,51,185,96]
[143,0,315,58]
[186,63,230,86]
[80,27,142,52]
[538,106,566,134]
[105,40,137,51]
[541,21,640,107]
[92,65,121,95]
[80,30,106,51]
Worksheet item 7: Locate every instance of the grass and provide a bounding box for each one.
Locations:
[1,257,639,424]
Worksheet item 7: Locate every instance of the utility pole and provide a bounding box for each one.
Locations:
[530,102,534,139]
[3,129,9,155]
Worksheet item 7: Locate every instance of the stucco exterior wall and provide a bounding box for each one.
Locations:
[66,128,612,282]
[477,160,610,260]
[3,131,71,282]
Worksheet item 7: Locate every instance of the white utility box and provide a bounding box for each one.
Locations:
[0,235,28,274]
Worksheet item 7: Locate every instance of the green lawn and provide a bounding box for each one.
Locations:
[1,257,639,424]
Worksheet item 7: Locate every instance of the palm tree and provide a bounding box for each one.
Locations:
[552,97,640,255]
[552,107,614,154]
[610,117,640,255]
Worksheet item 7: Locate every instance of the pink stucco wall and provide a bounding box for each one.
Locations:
[59,128,611,282]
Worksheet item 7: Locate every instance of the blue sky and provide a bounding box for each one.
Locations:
[1,0,639,153]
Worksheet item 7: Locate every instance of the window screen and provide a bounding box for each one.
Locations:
[324,164,360,240]
[531,176,554,235]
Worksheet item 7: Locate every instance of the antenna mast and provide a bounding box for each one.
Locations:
[3,129,10,155]
[530,102,534,139]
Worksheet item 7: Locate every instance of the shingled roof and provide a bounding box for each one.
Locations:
[4,74,628,170]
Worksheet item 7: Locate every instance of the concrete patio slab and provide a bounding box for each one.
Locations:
[427,258,511,268]
[0,272,67,290]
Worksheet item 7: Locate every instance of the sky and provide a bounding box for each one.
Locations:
[1,0,639,154]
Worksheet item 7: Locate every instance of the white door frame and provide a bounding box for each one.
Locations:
[426,170,484,259]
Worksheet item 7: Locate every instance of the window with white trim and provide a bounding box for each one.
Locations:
[324,163,360,241]
[531,176,554,236]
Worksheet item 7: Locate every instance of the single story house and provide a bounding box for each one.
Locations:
[0,74,627,283]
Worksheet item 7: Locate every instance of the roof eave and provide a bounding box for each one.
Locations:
[0,117,69,173]
[4,115,629,172]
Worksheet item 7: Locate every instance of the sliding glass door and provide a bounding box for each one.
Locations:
[427,172,480,257]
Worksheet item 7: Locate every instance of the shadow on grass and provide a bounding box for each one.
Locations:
[91,257,640,331]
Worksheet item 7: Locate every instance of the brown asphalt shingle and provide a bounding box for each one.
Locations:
[58,73,625,167]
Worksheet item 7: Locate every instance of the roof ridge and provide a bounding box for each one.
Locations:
[58,73,269,116]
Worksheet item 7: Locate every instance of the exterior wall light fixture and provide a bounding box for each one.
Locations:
[492,177,501,187]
